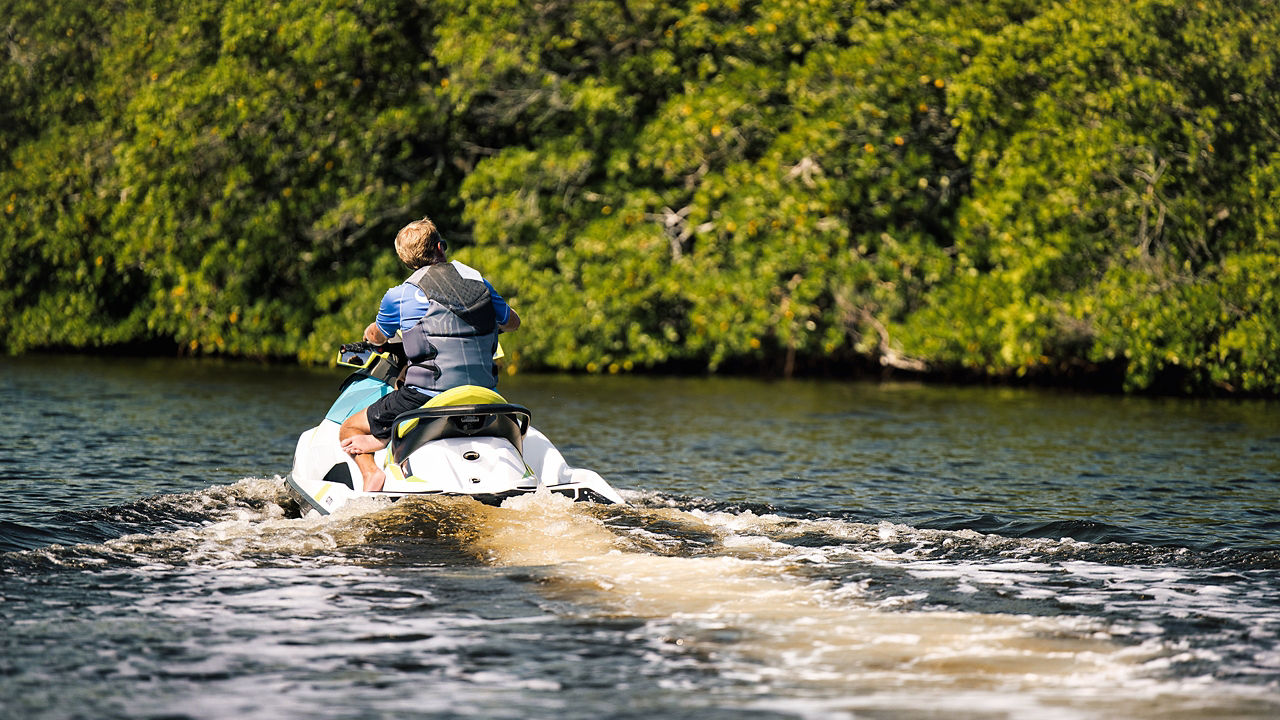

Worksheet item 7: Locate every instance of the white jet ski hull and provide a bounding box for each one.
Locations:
[287,413,624,517]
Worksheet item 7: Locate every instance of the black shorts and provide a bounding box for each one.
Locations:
[365,387,433,440]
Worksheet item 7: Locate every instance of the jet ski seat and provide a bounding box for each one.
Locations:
[389,386,531,459]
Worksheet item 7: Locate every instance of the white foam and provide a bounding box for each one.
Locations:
[424,497,1270,717]
[35,479,1279,717]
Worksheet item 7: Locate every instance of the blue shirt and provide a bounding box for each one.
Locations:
[374,260,512,341]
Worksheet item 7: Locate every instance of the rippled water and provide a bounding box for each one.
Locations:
[2,354,1278,719]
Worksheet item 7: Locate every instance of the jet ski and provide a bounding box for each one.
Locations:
[286,341,625,517]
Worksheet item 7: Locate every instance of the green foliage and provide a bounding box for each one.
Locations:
[897,0,1280,392]
[2,0,1277,395]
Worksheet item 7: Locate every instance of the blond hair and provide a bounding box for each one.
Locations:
[394,216,444,269]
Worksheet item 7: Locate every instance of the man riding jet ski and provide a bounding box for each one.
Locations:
[337,215,519,492]
[287,215,623,516]
[286,342,624,516]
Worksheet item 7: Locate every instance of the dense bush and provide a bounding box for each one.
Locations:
[2,0,1276,394]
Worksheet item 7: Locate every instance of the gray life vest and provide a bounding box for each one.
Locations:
[401,262,500,393]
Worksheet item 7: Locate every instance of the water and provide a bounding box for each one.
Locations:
[2,354,1278,719]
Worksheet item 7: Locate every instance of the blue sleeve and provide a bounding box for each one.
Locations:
[484,279,512,327]
[375,286,403,339]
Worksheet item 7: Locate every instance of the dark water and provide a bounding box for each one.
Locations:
[2,354,1278,719]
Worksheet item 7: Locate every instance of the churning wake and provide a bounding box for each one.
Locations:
[4,478,1277,719]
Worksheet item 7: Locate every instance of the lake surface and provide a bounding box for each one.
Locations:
[2,353,1278,719]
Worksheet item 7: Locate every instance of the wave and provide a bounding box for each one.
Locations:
[3,478,1277,717]
[0,478,297,553]
[6,478,1278,590]
[394,489,1280,716]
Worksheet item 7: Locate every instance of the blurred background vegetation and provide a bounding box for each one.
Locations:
[3,0,1277,394]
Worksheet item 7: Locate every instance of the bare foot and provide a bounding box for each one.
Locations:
[362,466,386,492]
[341,433,387,455]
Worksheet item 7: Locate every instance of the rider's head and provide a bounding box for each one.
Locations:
[395,216,447,269]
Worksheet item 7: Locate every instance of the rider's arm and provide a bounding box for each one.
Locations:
[373,285,405,340]
[485,280,520,332]
[363,322,389,344]
[499,309,520,333]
